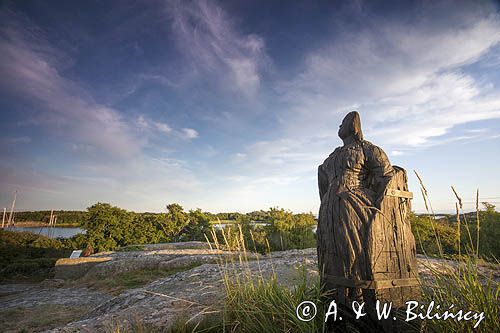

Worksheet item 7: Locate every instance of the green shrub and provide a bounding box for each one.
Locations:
[213,208,317,253]
[465,203,500,260]
[62,233,89,250]
[83,203,212,252]
[411,213,458,257]
[12,210,86,225]
[0,230,72,281]
[2,258,57,276]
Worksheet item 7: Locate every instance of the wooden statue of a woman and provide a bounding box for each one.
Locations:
[317,111,420,316]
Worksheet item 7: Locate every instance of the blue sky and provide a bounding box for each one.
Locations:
[1,0,500,214]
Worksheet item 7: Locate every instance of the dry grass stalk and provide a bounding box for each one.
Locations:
[451,186,463,209]
[450,186,474,255]
[414,170,443,257]
[476,189,480,257]
[455,203,461,266]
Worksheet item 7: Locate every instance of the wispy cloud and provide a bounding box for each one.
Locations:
[155,122,173,134]
[2,1,499,213]
[136,115,199,140]
[0,156,203,211]
[168,0,269,96]
[0,11,204,211]
[231,152,247,163]
[275,3,500,152]
[181,128,199,139]
[214,2,500,212]
[0,12,141,159]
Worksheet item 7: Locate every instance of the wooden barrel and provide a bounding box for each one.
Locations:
[366,166,421,331]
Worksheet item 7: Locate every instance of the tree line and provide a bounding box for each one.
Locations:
[11,210,87,225]
[9,203,499,258]
[61,203,316,253]
[2,202,498,282]
[411,202,500,260]
[12,208,303,226]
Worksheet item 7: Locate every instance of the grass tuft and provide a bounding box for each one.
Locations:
[416,172,500,332]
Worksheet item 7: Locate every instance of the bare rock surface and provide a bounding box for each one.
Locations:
[142,241,213,250]
[46,248,316,332]
[1,244,498,333]
[0,284,111,309]
[55,241,260,281]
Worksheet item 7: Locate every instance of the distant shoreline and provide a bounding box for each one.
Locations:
[3,221,81,228]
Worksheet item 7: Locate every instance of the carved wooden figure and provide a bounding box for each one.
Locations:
[317,111,420,330]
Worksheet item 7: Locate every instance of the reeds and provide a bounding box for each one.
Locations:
[415,171,500,332]
[207,174,499,332]
[414,171,444,257]
[186,225,330,332]
[114,177,498,332]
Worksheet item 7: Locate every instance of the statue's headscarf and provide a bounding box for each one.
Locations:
[345,111,364,141]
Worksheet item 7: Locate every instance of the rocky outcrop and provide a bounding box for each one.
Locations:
[47,249,316,333]
[1,243,498,333]
[142,241,213,250]
[55,257,112,279]
[55,241,260,280]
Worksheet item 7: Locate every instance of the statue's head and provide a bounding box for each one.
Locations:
[338,111,363,141]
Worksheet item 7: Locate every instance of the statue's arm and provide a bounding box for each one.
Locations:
[318,165,328,201]
[365,144,394,207]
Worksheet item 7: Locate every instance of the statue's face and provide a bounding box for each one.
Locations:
[338,114,353,139]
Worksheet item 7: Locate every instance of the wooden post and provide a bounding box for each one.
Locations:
[7,191,17,226]
[2,208,5,228]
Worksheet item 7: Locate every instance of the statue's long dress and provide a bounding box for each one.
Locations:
[317,139,419,308]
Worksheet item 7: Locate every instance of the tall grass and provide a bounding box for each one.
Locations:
[221,271,326,333]
[201,174,499,333]
[190,225,330,332]
[415,171,500,332]
[138,176,498,332]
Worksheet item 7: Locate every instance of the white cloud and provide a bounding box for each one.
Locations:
[212,2,500,213]
[390,151,404,157]
[0,13,205,212]
[155,122,173,134]
[168,0,269,96]
[3,1,500,214]
[136,115,198,139]
[231,152,247,163]
[0,156,203,211]
[0,14,141,159]
[181,128,199,139]
[137,115,150,129]
[276,4,500,152]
